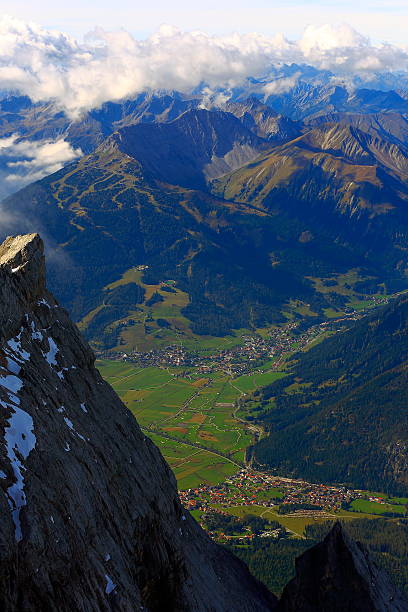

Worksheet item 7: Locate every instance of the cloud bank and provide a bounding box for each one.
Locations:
[0,16,407,117]
[0,135,82,197]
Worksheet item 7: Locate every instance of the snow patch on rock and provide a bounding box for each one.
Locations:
[3,398,36,542]
[43,337,58,366]
[105,574,116,595]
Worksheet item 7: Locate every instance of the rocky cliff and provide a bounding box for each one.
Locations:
[0,234,276,611]
[278,522,408,612]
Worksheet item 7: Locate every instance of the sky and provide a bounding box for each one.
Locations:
[1,0,407,44]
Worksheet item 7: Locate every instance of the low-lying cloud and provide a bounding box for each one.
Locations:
[0,135,82,197]
[0,16,408,118]
[262,73,301,98]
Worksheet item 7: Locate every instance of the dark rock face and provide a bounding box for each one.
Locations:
[0,234,276,611]
[278,522,408,612]
[103,108,268,189]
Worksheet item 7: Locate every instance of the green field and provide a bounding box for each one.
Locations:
[80,265,258,354]
[97,360,285,489]
[97,355,408,526]
[233,371,287,394]
[210,504,337,537]
[210,503,387,537]
[350,499,406,515]
[149,432,238,489]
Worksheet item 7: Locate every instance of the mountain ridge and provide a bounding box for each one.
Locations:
[100,108,269,189]
[1,105,408,347]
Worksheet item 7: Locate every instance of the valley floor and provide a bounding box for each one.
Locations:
[97,304,408,538]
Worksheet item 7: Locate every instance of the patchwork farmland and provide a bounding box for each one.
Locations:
[97,359,285,489]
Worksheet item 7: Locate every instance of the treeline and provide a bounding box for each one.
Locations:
[278,503,323,514]
[202,512,277,536]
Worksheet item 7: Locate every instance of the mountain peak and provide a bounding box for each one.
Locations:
[0,233,44,286]
[0,233,46,342]
[278,522,408,611]
[100,106,267,189]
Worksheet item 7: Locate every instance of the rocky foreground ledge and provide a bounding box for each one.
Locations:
[0,234,406,612]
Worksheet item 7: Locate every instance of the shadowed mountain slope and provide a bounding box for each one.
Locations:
[0,92,200,155]
[251,294,408,494]
[1,107,408,348]
[212,122,408,279]
[101,108,269,189]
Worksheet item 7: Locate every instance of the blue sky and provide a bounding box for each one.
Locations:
[1,0,407,44]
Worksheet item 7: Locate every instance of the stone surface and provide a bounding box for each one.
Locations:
[278,522,408,612]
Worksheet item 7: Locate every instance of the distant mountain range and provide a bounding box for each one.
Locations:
[1,80,408,154]
[0,71,407,203]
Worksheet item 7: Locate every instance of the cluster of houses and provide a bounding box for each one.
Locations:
[97,317,343,373]
[179,469,359,514]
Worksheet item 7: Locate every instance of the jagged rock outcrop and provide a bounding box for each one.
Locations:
[277,522,408,612]
[225,98,302,143]
[0,234,276,611]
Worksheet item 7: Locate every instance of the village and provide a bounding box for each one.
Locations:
[179,468,361,516]
[98,311,364,374]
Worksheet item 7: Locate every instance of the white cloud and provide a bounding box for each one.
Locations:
[0,17,407,118]
[263,73,301,97]
[0,134,82,192]
[298,24,368,54]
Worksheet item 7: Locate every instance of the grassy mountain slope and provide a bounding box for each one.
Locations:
[1,142,318,346]
[212,123,408,282]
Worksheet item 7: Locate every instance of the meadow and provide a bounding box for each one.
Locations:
[97,359,284,489]
[350,499,407,515]
[210,503,389,538]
